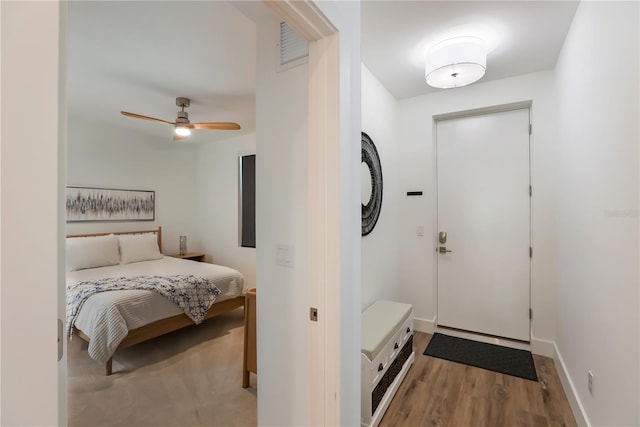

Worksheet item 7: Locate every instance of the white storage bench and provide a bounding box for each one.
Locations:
[361,300,415,427]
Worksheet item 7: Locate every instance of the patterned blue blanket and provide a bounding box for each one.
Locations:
[66,275,221,338]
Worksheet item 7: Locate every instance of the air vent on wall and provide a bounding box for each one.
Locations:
[279,21,308,66]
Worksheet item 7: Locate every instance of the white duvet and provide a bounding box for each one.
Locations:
[67,256,247,364]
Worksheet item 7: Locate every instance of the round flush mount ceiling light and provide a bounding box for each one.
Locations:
[425,36,486,89]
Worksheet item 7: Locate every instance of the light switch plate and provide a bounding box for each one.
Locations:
[276,244,294,267]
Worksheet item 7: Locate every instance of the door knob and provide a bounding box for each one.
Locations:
[438,247,452,254]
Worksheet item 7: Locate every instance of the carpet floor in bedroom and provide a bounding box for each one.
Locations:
[67,307,256,427]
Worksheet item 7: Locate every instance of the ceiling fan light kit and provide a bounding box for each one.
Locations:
[120,96,241,140]
[425,36,486,89]
[174,126,191,137]
[174,98,192,137]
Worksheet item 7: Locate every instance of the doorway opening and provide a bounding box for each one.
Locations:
[63,1,343,426]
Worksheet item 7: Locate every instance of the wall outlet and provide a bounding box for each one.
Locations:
[588,371,594,395]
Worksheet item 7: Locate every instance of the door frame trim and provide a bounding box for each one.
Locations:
[433,100,532,122]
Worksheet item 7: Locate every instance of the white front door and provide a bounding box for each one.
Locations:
[436,108,531,342]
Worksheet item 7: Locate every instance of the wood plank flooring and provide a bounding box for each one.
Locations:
[379,332,577,427]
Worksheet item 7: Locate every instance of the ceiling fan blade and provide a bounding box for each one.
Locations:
[192,122,241,131]
[121,111,174,126]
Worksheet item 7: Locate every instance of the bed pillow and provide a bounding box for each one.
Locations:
[118,233,163,264]
[66,234,121,271]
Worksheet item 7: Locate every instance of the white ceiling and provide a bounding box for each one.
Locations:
[68,1,580,143]
[67,1,257,144]
[362,1,579,99]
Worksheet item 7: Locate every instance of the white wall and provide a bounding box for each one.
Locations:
[66,118,199,256]
[397,71,558,352]
[1,1,63,424]
[196,132,256,287]
[361,64,399,310]
[254,2,361,425]
[554,2,639,426]
[255,15,310,426]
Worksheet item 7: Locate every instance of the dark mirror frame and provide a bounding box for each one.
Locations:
[361,132,383,236]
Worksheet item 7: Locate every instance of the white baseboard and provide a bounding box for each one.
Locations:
[553,344,590,427]
[530,335,555,357]
[413,316,435,334]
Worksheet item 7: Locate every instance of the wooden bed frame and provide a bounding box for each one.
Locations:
[67,227,245,375]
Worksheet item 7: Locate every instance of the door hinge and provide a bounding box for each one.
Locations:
[529,309,533,319]
[529,123,532,135]
[529,185,532,197]
[529,247,533,258]
[310,307,318,322]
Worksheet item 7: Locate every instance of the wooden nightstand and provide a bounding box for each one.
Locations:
[243,288,257,388]
[168,252,206,262]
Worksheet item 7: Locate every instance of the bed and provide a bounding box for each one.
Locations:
[66,227,247,375]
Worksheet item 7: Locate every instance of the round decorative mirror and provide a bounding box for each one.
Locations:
[361,132,383,236]
[361,162,373,205]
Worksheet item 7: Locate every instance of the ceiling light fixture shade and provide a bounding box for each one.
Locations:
[425,36,486,89]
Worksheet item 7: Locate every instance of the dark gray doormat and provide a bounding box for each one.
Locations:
[423,333,538,381]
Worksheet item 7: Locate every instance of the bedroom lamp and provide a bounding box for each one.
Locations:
[425,36,486,89]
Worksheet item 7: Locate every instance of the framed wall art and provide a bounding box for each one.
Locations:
[66,187,155,222]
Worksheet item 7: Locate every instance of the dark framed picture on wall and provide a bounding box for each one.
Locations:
[65,186,155,222]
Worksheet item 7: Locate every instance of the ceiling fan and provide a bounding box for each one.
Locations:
[121,97,241,140]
